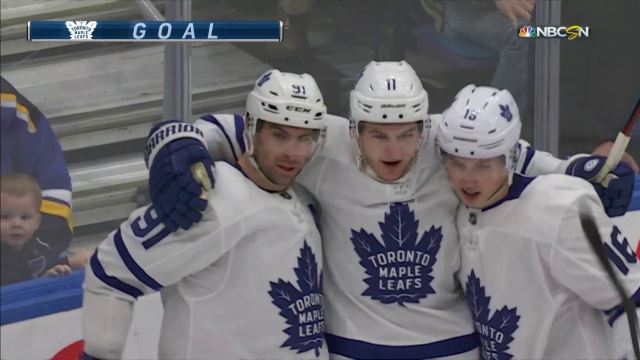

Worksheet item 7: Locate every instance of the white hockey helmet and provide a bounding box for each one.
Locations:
[349,61,429,125]
[243,69,327,187]
[437,84,522,172]
[246,69,327,131]
[244,69,327,155]
[348,61,430,182]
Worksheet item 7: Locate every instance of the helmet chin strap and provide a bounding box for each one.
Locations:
[242,118,288,192]
[238,154,289,193]
[483,171,512,206]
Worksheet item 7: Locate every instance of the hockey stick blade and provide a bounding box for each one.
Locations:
[579,212,640,359]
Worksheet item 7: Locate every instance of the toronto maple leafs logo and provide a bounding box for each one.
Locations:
[351,202,442,305]
[257,71,272,87]
[65,21,97,40]
[499,104,513,122]
[269,241,324,357]
[466,270,520,360]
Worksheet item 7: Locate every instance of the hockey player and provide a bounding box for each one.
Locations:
[144,61,636,359]
[437,84,640,359]
[81,70,329,359]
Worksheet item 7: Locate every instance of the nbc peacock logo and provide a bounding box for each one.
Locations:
[518,25,590,40]
[518,26,536,38]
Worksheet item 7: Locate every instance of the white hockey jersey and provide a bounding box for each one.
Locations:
[83,162,328,360]
[192,113,576,359]
[456,173,640,359]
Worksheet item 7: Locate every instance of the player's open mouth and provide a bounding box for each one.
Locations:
[277,165,296,172]
[382,160,402,167]
[462,189,481,198]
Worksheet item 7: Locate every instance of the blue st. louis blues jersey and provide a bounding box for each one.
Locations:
[83,162,328,360]
[457,174,640,359]
[189,113,570,359]
[1,76,73,257]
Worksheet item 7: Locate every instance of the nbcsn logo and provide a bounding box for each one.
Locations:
[518,25,590,40]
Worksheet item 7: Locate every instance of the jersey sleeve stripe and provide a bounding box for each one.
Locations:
[42,189,72,204]
[201,115,238,162]
[40,199,73,230]
[113,229,163,290]
[90,249,144,299]
[604,287,640,326]
[0,92,36,133]
[519,145,535,174]
[325,332,479,359]
[234,114,246,154]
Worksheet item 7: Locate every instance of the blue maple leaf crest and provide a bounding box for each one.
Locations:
[350,202,443,306]
[269,241,324,357]
[466,270,520,360]
[499,104,513,122]
[257,71,272,87]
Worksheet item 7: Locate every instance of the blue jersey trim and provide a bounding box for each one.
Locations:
[605,287,640,327]
[630,176,640,211]
[520,145,535,174]
[201,114,239,162]
[482,174,535,212]
[325,332,479,359]
[90,250,144,299]
[114,229,163,291]
[234,114,246,154]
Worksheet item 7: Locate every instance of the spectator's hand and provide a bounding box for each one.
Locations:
[67,250,93,269]
[45,264,72,277]
[590,140,639,173]
[495,0,535,28]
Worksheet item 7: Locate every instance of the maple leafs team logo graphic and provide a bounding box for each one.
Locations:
[65,21,97,40]
[351,202,442,305]
[466,270,520,360]
[269,241,324,357]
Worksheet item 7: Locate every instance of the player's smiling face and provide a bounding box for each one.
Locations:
[444,155,509,208]
[253,122,320,186]
[358,121,422,182]
[0,192,41,249]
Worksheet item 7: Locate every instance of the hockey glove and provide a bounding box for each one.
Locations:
[566,155,635,217]
[146,120,215,231]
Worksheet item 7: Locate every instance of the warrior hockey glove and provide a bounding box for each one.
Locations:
[146,120,215,231]
[566,155,635,217]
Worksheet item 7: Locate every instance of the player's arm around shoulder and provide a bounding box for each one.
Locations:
[82,200,229,358]
[547,174,639,309]
[320,114,350,159]
[195,113,246,163]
